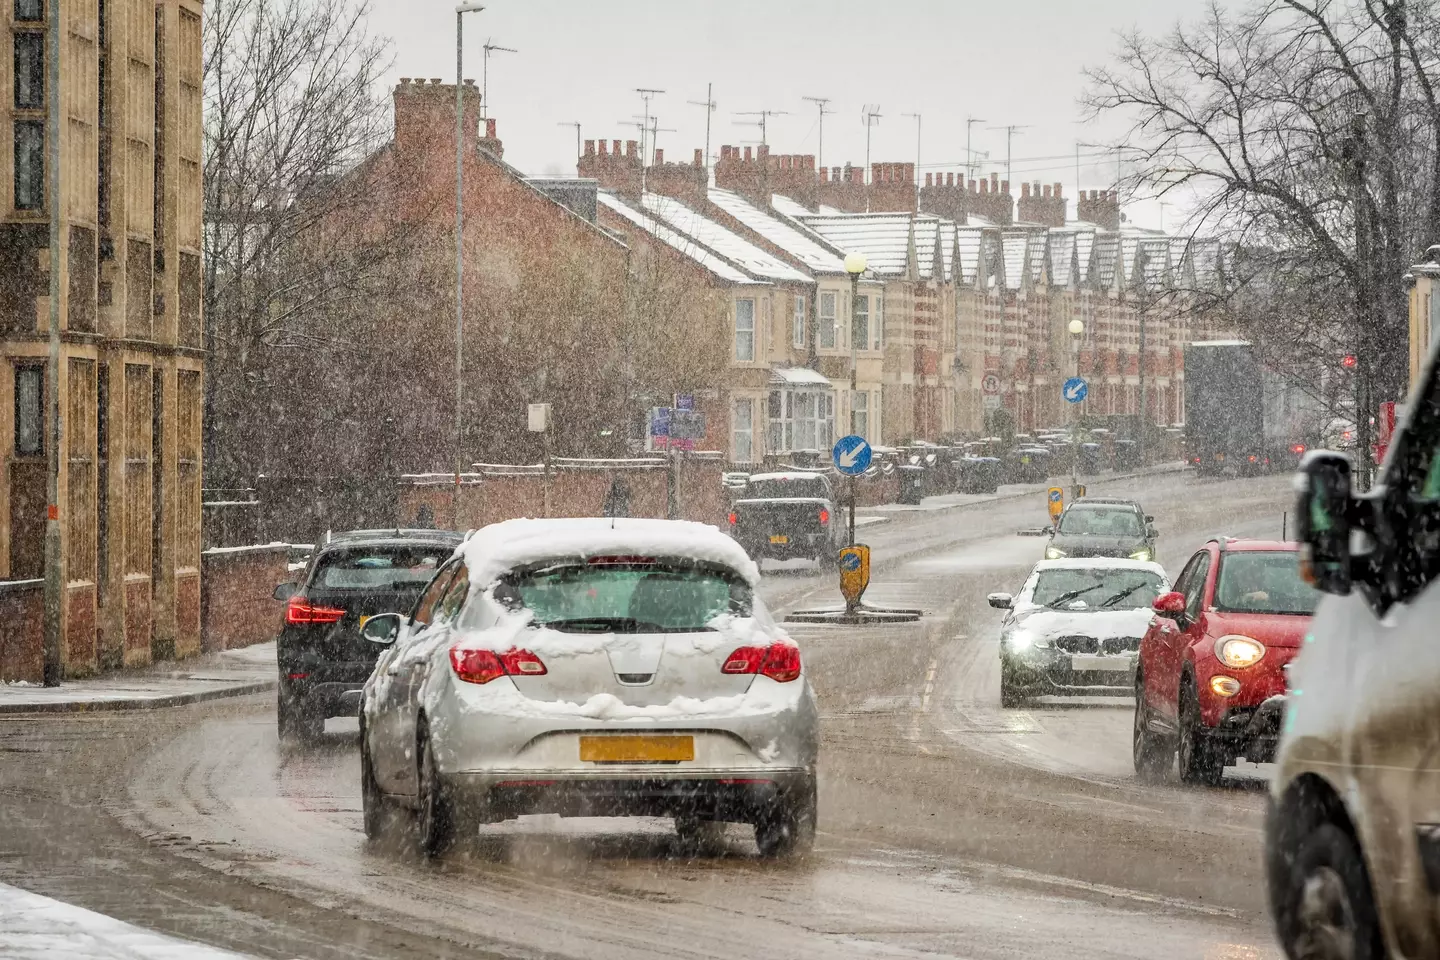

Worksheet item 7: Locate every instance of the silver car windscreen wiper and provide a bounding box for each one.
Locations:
[1099,582,1150,608]
[1044,584,1106,608]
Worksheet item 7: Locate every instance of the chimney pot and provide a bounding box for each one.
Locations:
[833,166,840,181]
[463,79,476,87]
[400,77,412,85]
[821,167,829,183]
[485,118,496,138]
[946,172,955,187]
[1001,180,1009,195]
[584,139,595,156]
[612,139,622,155]
[1042,184,1050,198]
[654,148,663,164]
[429,78,442,85]
[625,139,637,157]
[990,173,999,191]
[598,140,608,156]
[744,146,753,161]
[1054,182,1063,197]
[925,172,933,187]
[758,144,769,159]
[968,179,977,193]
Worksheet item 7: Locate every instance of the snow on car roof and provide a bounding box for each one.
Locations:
[1033,557,1167,576]
[460,517,759,587]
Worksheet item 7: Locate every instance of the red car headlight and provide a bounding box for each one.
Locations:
[1215,635,1266,669]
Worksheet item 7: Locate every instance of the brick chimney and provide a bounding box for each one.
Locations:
[478,117,503,159]
[1017,181,1065,228]
[577,133,643,198]
[714,144,820,207]
[393,77,482,153]
[1077,189,1120,230]
[918,169,1013,225]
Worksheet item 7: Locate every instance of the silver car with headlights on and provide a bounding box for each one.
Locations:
[358,518,819,859]
[989,558,1170,707]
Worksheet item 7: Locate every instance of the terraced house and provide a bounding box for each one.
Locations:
[1,0,204,679]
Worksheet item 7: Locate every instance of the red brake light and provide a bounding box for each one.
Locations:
[721,643,801,682]
[818,507,829,525]
[285,597,345,624]
[450,646,547,684]
[1248,455,1258,463]
[727,511,738,526]
[1291,443,1306,454]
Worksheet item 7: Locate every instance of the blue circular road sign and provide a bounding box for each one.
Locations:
[840,552,863,571]
[1063,377,1089,404]
[1049,488,1063,503]
[832,435,873,476]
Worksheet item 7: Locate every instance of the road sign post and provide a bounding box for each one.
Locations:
[837,544,871,614]
[1062,378,1088,501]
[832,435,872,547]
[1048,486,1064,527]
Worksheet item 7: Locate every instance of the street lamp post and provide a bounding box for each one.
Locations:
[1068,318,1084,498]
[454,2,484,528]
[844,252,867,545]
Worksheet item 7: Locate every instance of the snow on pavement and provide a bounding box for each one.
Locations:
[0,882,255,959]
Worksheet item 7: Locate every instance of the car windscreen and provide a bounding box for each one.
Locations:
[744,477,829,499]
[1213,551,1318,616]
[1058,506,1144,537]
[313,546,449,590]
[495,560,752,632]
[1030,568,1165,610]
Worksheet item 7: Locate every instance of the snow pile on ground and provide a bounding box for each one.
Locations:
[0,882,254,959]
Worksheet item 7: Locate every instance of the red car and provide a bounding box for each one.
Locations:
[1132,538,1319,785]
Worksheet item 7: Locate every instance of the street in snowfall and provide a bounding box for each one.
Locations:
[6,0,1440,957]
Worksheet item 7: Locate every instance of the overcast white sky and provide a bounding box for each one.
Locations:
[369,0,1210,230]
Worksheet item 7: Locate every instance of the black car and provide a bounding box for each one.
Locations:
[273,529,464,741]
[1044,498,1157,562]
[727,472,841,564]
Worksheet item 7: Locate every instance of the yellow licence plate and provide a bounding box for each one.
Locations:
[579,735,695,763]
[769,534,788,544]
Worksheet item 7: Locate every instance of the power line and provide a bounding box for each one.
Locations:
[733,109,789,147]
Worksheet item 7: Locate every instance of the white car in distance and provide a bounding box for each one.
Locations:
[358,518,819,859]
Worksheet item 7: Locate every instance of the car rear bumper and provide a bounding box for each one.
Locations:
[738,532,831,559]
[443,769,814,821]
[281,677,365,719]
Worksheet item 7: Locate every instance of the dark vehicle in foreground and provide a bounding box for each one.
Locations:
[1045,498,1157,561]
[274,529,463,740]
[727,472,840,564]
[1132,539,1316,786]
[989,558,1169,707]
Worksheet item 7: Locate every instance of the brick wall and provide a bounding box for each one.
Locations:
[201,544,290,652]
[0,580,43,683]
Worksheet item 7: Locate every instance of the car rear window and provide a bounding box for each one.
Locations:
[1214,551,1319,616]
[744,477,829,499]
[313,546,449,590]
[495,560,752,632]
[1058,506,1144,537]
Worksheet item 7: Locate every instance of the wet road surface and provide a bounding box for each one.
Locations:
[0,471,1293,958]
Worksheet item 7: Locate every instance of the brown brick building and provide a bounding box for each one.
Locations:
[1,0,204,679]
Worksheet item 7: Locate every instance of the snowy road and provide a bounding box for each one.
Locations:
[0,470,1294,959]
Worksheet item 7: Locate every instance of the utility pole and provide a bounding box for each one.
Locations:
[480,39,515,119]
[989,124,1031,187]
[1345,112,1373,490]
[454,3,484,527]
[903,112,921,184]
[803,95,831,170]
[862,105,881,211]
[42,0,63,686]
[966,116,986,181]
[636,88,664,192]
[734,108,788,147]
[556,121,581,169]
[687,84,717,183]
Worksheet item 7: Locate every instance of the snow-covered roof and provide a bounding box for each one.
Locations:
[460,517,760,588]
[707,188,846,274]
[939,221,956,282]
[598,193,760,285]
[769,366,833,386]
[799,213,915,277]
[770,194,814,218]
[643,194,812,284]
[1002,232,1029,290]
[956,227,983,284]
[1048,231,1077,287]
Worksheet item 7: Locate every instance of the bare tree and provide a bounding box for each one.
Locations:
[1085,0,1440,477]
[203,0,406,484]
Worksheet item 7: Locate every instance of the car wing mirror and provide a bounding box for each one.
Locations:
[1296,452,1356,595]
[987,592,1013,609]
[361,613,404,646]
[1152,591,1186,619]
[1144,515,1154,523]
[273,582,297,602]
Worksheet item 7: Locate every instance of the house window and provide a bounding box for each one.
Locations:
[819,292,837,349]
[732,398,754,463]
[14,0,42,22]
[875,294,884,350]
[853,294,870,351]
[767,387,834,454]
[792,294,805,349]
[735,298,755,362]
[854,391,869,440]
[15,364,43,455]
[13,32,43,109]
[14,120,44,210]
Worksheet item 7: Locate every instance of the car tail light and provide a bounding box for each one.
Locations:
[818,507,830,526]
[450,646,548,684]
[721,643,801,682]
[285,597,345,625]
[727,511,738,525]
[1248,454,1259,463]
[1291,443,1306,454]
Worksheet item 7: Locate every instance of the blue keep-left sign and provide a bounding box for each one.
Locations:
[1048,488,1063,503]
[1063,377,1089,404]
[832,435,873,476]
[840,551,863,572]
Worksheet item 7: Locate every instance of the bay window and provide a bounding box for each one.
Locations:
[792,294,805,348]
[767,387,834,455]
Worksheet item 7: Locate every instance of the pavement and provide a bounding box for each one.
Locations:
[0,642,275,715]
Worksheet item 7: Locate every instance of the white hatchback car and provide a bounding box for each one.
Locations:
[358,518,819,858]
